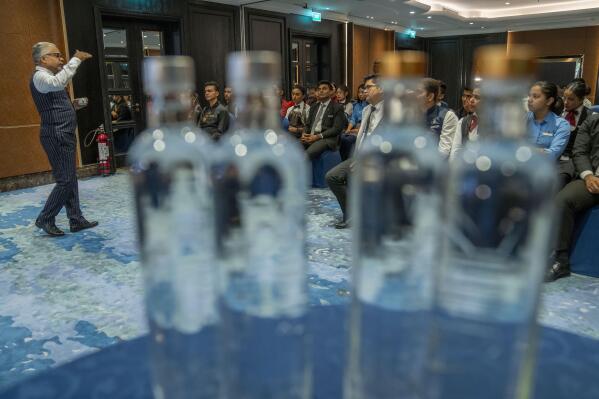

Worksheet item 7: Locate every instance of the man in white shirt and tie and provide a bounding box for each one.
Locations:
[302,80,347,160]
[325,74,384,229]
[30,42,97,236]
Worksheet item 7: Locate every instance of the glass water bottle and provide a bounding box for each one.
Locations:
[129,57,219,399]
[215,51,311,399]
[428,45,558,399]
[345,51,445,399]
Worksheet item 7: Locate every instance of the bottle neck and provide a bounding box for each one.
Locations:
[234,89,280,131]
[378,78,425,130]
[146,93,192,128]
[477,78,530,141]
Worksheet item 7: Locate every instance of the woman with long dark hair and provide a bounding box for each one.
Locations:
[526,81,570,161]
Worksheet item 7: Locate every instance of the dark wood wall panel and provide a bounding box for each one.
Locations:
[189,3,238,97]
[246,10,287,89]
[428,38,462,110]
[426,32,507,110]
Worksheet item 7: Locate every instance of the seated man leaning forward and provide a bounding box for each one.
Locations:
[546,113,599,282]
[325,74,385,229]
[302,80,347,160]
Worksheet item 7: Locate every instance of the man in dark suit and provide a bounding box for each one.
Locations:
[302,80,346,160]
[547,113,599,281]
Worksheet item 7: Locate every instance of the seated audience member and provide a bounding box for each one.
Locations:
[326,75,384,229]
[526,81,570,161]
[198,81,230,141]
[456,86,474,119]
[223,85,238,118]
[285,85,310,139]
[276,84,294,119]
[419,78,458,158]
[189,92,201,123]
[546,113,599,282]
[339,85,367,161]
[306,86,318,106]
[559,79,594,187]
[336,84,353,120]
[437,81,449,108]
[302,80,346,160]
[450,87,481,161]
[571,78,594,108]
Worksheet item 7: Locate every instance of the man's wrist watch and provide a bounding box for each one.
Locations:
[319,134,323,139]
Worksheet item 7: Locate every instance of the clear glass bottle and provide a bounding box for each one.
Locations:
[129,57,219,399]
[344,51,444,399]
[428,45,558,399]
[215,52,311,399]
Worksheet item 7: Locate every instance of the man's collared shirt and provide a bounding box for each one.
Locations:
[33,57,81,93]
[355,100,384,152]
[527,111,570,161]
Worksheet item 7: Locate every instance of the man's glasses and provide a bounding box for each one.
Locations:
[43,52,62,58]
[364,84,378,90]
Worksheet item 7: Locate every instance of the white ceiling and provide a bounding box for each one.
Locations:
[217,0,599,37]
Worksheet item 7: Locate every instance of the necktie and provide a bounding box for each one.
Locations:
[311,103,326,134]
[565,110,577,127]
[468,114,478,133]
[356,106,377,151]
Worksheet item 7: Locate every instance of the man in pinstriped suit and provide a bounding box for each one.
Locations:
[30,42,97,236]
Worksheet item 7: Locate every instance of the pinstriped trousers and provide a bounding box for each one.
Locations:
[38,132,83,224]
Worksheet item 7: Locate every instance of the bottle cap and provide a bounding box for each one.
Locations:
[227,51,281,92]
[143,56,195,96]
[380,51,427,78]
[475,44,537,79]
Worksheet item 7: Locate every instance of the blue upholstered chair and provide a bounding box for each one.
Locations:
[311,150,341,188]
[570,205,599,277]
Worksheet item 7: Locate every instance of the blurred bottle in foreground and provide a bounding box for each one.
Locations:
[428,45,558,399]
[344,51,445,399]
[129,57,219,399]
[215,51,311,399]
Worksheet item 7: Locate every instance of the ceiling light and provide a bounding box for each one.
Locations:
[469,22,474,25]
[427,16,432,19]
[410,11,415,14]
[505,2,510,4]
[481,26,486,29]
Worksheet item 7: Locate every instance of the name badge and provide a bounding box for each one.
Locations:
[541,131,554,137]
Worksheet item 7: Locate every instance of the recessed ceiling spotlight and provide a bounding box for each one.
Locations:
[505,2,510,5]
[481,26,486,29]
[469,22,474,25]
[410,11,415,14]
[427,16,432,19]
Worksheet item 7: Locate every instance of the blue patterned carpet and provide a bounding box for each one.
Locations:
[0,172,598,391]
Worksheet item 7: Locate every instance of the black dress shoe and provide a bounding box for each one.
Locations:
[334,219,351,229]
[35,219,65,236]
[545,261,571,282]
[70,219,99,233]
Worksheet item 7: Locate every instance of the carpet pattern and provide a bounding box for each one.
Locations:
[0,172,597,390]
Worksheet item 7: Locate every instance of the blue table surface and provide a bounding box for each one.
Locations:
[1,305,598,399]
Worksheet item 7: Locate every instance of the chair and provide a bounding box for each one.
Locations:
[311,150,341,188]
[570,205,599,277]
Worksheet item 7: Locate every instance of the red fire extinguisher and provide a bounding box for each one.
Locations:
[96,125,111,176]
[85,124,112,176]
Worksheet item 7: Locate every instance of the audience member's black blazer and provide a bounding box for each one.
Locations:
[305,101,347,150]
[573,113,599,175]
[564,106,591,157]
